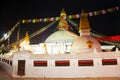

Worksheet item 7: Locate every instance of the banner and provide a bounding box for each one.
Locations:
[21,5,120,24]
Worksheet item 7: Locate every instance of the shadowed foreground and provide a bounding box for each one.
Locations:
[14,77,120,80]
[0,67,14,80]
[0,67,120,80]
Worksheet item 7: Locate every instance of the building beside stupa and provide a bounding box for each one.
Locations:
[0,9,120,78]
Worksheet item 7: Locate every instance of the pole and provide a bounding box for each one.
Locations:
[17,21,20,51]
[8,37,10,46]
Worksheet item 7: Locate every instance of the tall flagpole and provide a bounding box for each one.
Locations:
[8,37,10,47]
[17,21,20,51]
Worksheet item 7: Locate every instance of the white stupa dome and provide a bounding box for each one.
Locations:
[46,9,78,43]
[71,36,102,53]
[45,30,78,43]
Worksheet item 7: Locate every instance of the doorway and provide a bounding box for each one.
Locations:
[17,60,25,76]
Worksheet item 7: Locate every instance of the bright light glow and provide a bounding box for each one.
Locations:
[3,33,9,40]
[20,41,30,50]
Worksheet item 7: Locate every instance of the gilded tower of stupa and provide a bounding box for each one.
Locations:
[71,10,102,53]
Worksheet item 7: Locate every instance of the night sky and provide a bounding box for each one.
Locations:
[0,0,120,44]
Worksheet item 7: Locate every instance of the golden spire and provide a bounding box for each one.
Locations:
[79,10,90,33]
[58,8,69,30]
[24,31,29,42]
[60,8,66,17]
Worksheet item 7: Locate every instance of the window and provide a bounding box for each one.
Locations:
[55,60,70,66]
[10,60,12,66]
[2,59,4,62]
[34,61,47,67]
[102,59,117,65]
[7,60,9,64]
[78,60,94,66]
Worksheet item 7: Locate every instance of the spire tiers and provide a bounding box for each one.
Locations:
[60,8,67,17]
[79,10,91,33]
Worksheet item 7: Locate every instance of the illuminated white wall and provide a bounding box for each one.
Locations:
[0,50,120,78]
[30,42,72,54]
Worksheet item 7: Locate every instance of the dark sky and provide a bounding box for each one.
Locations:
[0,0,120,44]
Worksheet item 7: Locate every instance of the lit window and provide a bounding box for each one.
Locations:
[78,60,94,66]
[34,61,47,67]
[102,59,117,65]
[55,60,70,66]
